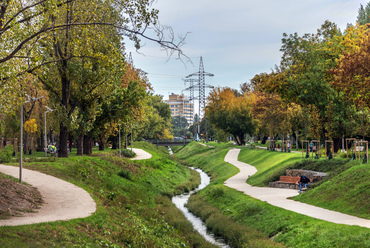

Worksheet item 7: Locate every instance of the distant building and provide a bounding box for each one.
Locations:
[165,93,194,126]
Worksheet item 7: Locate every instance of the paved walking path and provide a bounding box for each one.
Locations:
[131,148,152,160]
[0,164,96,227]
[0,148,152,227]
[224,148,370,228]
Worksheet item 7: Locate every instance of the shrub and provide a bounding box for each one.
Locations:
[208,185,225,198]
[117,170,133,181]
[0,145,14,163]
[121,149,136,158]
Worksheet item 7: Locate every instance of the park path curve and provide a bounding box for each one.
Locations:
[0,164,96,227]
[130,148,152,160]
[0,148,152,227]
[224,148,370,228]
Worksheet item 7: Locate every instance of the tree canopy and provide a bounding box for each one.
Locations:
[206,87,256,145]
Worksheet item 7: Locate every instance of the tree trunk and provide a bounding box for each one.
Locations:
[111,135,117,149]
[77,134,83,155]
[37,136,43,152]
[24,131,28,154]
[295,131,299,150]
[98,134,105,151]
[261,135,268,144]
[239,134,245,146]
[59,124,69,157]
[83,136,92,155]
[233,134,241,146]
[333,137,342,153]
[68,136,73,152]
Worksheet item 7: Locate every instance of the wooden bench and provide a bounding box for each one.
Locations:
[279,176,300,184]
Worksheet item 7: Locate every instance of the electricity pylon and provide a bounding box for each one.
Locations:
[185,57,214,119]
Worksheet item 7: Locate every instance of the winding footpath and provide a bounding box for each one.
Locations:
[0,148,151,227]
[0,164,96,227]
[2,148,368,228]
[224,148,370,228]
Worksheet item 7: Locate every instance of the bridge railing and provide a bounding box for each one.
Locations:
[146,139,193,145]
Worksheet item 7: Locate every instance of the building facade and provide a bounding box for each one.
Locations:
[165,93,194,126]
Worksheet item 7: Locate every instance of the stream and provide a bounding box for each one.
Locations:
[170,147,229,247]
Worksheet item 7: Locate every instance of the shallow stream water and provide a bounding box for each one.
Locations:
[170,148,229,247]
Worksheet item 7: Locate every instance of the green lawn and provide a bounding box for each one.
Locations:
[0,141,217,248]
[175,142,370,248]
[238,148,370,219]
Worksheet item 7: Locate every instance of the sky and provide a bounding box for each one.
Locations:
[125,0,366,116]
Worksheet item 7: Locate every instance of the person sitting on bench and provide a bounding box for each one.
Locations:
[298,175,310,193]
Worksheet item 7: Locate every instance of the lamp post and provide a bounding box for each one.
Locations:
[119,124,121,158]
[124,122,127,149]
[131,125,133,152]
[44,106,54,157]
[20,95,43,183]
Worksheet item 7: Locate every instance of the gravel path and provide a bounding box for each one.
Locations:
[224,148,370,228]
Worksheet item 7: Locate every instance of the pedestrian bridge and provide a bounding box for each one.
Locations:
[146,139,193,146]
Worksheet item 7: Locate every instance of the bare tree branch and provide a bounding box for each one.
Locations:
[1,21,186,63]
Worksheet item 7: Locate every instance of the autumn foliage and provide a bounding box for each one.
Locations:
[206,87,256,145]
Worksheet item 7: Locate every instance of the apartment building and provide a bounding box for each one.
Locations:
[165,93,194,126]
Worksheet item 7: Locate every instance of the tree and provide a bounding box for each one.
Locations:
[330,24,370,109]
[250,91,287,138]
[356,3,370,25]
[0,0,185,77]
[1,0,186,156]
[136,94,173,140]
[171,116,188,137]
[92,81,147,151]
[255,21,359,145]
[206,87,256,145]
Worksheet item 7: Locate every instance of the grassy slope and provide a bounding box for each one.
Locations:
[0,141,217,248]
[175,142,370,248]
[238,148,370,219]
[237,148,303,186]
[295,163,370,219]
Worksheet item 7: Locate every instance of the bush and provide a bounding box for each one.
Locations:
[0,145,14,163]
[121,149,136,158]
[208,185,225,198]
[117,170,133,181]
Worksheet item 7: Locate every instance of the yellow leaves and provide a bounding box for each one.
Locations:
[24,119,37,133]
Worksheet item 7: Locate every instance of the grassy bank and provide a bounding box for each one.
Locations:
[238,148,302,186]
[238,148,370,219]
[0,142,217,247]
[175,142,370,248]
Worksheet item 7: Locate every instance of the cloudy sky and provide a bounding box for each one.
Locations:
[126,0,365,114]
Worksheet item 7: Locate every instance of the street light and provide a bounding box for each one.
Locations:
[119,124,121,158]
[44,106,54,157]
[131,124,133,152]
[124,123,127,149]
[20,94,43,183]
